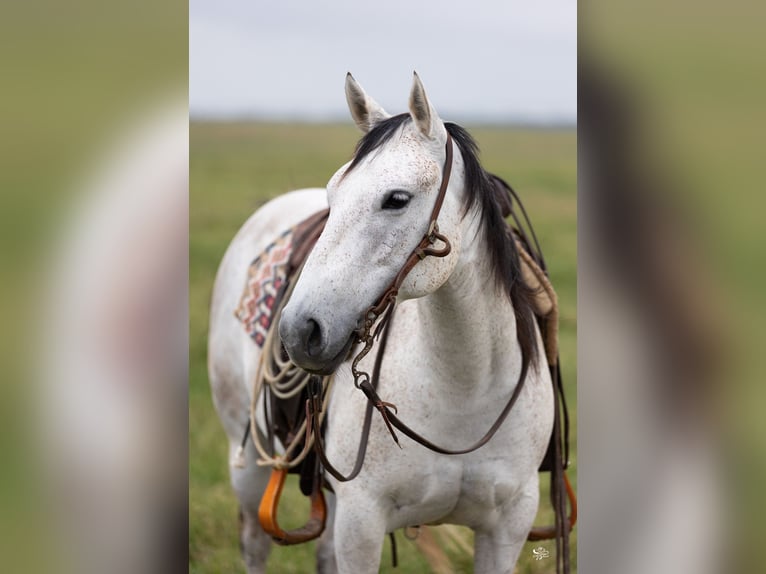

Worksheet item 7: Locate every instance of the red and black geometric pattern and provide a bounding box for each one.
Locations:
[235,228,293,347]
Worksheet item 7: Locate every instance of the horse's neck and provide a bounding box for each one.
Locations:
[413,215,522,393]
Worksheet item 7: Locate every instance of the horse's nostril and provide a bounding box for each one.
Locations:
[306,318,323,357]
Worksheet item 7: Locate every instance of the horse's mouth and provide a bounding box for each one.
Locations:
[297,331,357,376]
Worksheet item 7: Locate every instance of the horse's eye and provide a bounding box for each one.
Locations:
[382,190,412,210]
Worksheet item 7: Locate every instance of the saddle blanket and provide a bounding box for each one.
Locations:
[234,228,293,348]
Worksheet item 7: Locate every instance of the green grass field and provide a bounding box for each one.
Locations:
[190,121,577,573]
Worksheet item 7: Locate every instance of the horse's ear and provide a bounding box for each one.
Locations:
[345,73,390,133]
[408,72,446,143]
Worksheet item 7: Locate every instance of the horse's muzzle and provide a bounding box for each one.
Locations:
[279,310,355,375]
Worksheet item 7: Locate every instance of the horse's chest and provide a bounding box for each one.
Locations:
[379,450,522,531]
[446,457,522,527]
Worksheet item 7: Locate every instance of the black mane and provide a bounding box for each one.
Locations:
[346,114,540,371]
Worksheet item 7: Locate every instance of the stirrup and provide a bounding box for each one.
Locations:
[257,467,327,545]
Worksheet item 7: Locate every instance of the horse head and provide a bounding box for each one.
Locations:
[279,73,465,374]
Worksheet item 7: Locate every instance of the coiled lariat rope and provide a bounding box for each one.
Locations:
[235,265,333,471]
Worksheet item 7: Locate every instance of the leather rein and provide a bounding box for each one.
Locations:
[303,133,530,481]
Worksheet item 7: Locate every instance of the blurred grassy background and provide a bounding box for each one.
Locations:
[190,121,576,573]
[0,4,187,573]
[581,3,766,571]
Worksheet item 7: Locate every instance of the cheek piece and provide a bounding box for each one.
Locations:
[350,133,454,391]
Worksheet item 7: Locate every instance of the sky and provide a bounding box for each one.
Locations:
[190,1,576,124]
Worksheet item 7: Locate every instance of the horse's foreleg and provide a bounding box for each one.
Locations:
[229,441,273,574]
[332,495,386,574]
[473,475,540,574]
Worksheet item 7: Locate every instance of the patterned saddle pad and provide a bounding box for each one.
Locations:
[234,228,293,348]
[235,209,329,348]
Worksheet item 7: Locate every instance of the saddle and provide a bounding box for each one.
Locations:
[234,173,575,558]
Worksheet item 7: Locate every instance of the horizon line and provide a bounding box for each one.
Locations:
[189,111,577,129]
